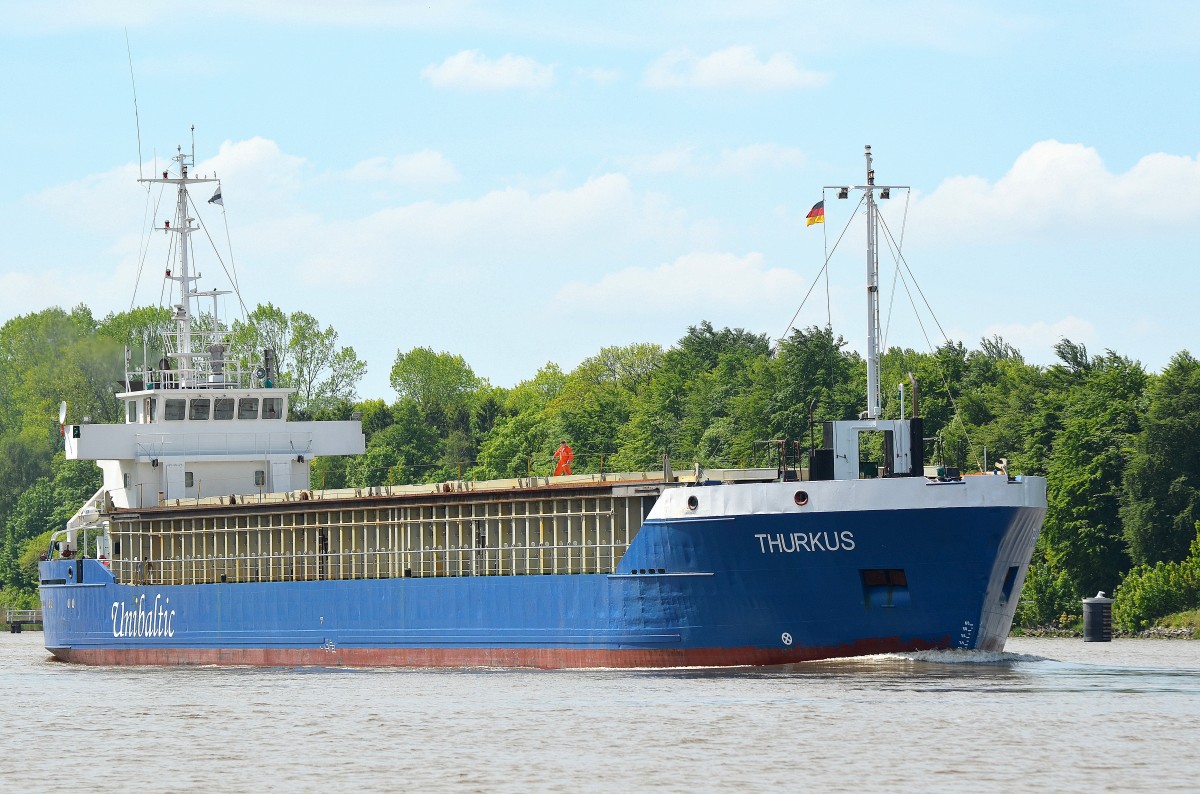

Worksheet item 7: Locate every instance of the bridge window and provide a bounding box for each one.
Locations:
[263,397,283,419]
[214,398,235,420]
[189,398,211,420]
[184,471,194,488]
[164,399,186,421]
[254,470,265,487]
[238,398,259,420]
[126,401,137,423]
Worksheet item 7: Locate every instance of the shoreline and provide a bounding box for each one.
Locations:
[1013,626,1197,640]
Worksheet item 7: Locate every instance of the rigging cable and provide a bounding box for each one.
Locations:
[876,210,981,472]
[822,188,831,329]
[125,29,143,182]
[130,179,166,312]
[880,188,912,354]
[186,191,249,318]
[776,193,865,345]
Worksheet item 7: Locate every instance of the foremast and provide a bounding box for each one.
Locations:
[864,145,883,420]
[813,147,920,481]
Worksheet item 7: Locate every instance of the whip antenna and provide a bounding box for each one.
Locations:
[125,28,144,181]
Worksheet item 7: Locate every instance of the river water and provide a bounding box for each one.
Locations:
[2,633,1197,793]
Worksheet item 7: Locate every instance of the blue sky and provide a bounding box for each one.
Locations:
[2,2,1197,399]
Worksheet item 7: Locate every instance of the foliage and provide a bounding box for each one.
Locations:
[230,303,368,415]
[1121,351,1200,565]
[1014,541,1081,628]
[612,322,771,470]
[1113,524,1200,632]
[97,306,173,362]
[1,455,102,592]
[389,347,482,425]
[1040,347,1145,596]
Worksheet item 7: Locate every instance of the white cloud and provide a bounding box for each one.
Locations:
[555,251,807,318]
[1,1,486,33]
[421,50,555,90]
[914,141,1200,244]
[627,143,806,176]
[346,151,460,185]
[716,143,807,174]
[576,66,621,85]
[627,146,697,175]
[282,173,698,287]
[644,46,829,90]
[30,163,143,233]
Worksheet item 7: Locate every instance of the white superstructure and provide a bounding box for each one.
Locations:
[60,143,364,553]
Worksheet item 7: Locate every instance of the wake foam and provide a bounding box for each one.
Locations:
[900,648,1047,664]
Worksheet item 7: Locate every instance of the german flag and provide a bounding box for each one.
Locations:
[806,200,825,227]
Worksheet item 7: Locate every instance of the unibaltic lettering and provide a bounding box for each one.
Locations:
[110,594,176,638]
[755,531,856,553]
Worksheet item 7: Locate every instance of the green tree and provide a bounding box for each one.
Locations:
[231,303,367,415]
[389,347,482,431]
[1122,351,1200,565]
[1113,523,1200,632]
[97,305,173,365]
[612,322,770,470]
[767,325,863,443]
[1,455,101,593]
[470,365,564,479]
[1042,349,1146,596]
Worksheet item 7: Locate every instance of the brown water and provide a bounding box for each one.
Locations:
[2,633,1198,793]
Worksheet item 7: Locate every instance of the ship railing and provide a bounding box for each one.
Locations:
[135,431,314,459]
[125,363,255,391]
[113,541,633,586]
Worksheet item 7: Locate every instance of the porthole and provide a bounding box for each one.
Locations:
[687,495,699,510]
[794,490,809,507]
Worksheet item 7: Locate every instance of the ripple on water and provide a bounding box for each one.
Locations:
[3,633,1200,793]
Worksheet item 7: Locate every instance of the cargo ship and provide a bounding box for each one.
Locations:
[38,144,1046,667]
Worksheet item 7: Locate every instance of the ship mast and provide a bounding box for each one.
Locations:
[138,146,225,387]
[864,145,881,419]
[828,145,905,420]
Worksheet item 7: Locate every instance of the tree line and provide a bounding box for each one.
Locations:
[2,304,1198,632]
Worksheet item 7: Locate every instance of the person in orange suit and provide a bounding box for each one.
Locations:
[553,440,574,476]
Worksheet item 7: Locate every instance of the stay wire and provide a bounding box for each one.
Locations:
[130,181,158,312]
[822,189,831,328]
[877,211,981,471]
[776,193,865,345]
[880,189,912,353]
[877,210,950,343]
[186,191,249,318]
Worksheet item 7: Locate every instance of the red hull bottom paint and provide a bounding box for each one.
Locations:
[50,636,950,668]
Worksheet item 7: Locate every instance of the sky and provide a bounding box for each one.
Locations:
[2,2,1198,400]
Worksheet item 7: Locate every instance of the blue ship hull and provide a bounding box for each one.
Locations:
[39,493,1045,668]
